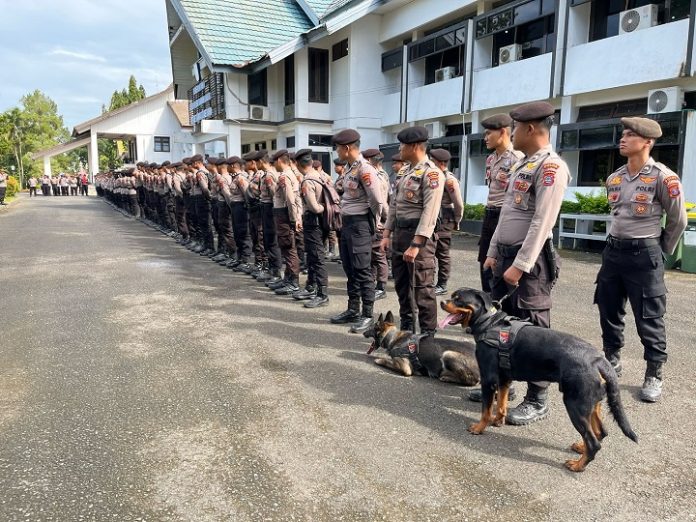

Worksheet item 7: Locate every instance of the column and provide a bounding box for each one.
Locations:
[226,125,241,156]
[43,156,52,178]
[88,132,99,182]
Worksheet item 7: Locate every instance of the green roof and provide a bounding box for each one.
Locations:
[178,0,314,67]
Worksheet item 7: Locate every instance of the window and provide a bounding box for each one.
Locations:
[308,134,333,147]
[254,141,266,151]
[154,136,170,153]
[577,147,680,186]
[429,137,462,177]
[589,0,689,42]
[492,13,555,65]
[248,69,267,106]
[468,134,489,157]
[476,0,554,39]
[286,136,296,148]
[332,39,349,61]
[271,139,277,150]
[577,99,647,121]
[314,151,331,173]
[241,144,251,154]
[408,20,468,84]
[308,48,329,103]
[284,55,295,106]
[381,48,403,72]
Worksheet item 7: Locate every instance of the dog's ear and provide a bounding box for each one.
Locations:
[378,312,384,323]
[385,311,394,323]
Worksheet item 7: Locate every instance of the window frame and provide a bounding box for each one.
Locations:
[308,47,330,104]
[332,39,349,61]
[248,68,268,107]
[154,136,170,153]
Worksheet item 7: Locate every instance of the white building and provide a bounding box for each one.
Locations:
[166,0,696,203]
[34,85,193,178]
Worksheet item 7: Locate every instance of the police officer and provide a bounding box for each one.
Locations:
[245,151,266,274]
[330,129,386,332]
[0,169,7,205]
[478,114,524,293]
[381,126,444,336]
[596,117,687,403]
[389,153,405,192]
[430,148,463,296]
[362,148,390,300]
[296,148,330,308]
[477,101,569,426]
[253,151,283,281]
[191,154,215,255]
[172,162,190,244]
[223,157,254,272]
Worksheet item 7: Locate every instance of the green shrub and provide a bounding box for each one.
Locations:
[6,176,19,199]
[463,203,485,221]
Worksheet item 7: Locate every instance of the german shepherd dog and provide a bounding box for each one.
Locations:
[363,311,480,386]
[440,288,638,472]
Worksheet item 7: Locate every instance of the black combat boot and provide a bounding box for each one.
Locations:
[304,286,329,308]
[262,269,281,285]
[226,258,241,269]
[506,383,549,425]
[330,299,361,324]
[275,278,300,296]
[349,303,374,333]
[267,275,290,290]
[374,282,387,301]
[640,361,663,403]
[604,348,622,377]
[434,283,448,296]
[256,266,273,282]
[292,284,316,300]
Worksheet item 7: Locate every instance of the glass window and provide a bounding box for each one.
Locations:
[284,55,295,106]
[579,127,615,149]
[248,69,267,106]
[651,146,679,172]
[381,48,403,72]
[515,1,540,25]
[308,134,333,147]
[332,39,349,61]
[286,136,296,148]
[308,48,329,103]
[560,130,579,150]
[154,136,170,153]
[241,144,251,154]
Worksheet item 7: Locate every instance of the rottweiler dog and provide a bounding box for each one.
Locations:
[363,311,479,386]
[440,288,637,472]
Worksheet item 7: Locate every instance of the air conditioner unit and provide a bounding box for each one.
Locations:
[425,121,445,139]
[647,87,684,114]
[499,44,522,65]
[435,66,456,82]
[619,4,658,35]
[249,105,270,121]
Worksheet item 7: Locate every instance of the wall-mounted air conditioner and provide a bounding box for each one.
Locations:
[425,121,445,139]
[647,87,684,114]
[499,44,522,65]
[435,66,456,82]
[618,4,658,35]
[249,105,270,121]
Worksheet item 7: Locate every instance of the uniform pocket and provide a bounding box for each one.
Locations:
[630,193,654,218]
[642,284,667,319]
[511,191,530,210]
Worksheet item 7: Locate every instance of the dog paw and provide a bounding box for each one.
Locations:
[564,458,587,472]
[570,441,585,454]
[492,416,505,427]
[468,423,486,435]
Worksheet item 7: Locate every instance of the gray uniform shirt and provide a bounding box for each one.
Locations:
[485,147,524,208]
[606,157,687,255]
[340,155,384,217]
[487,144,570,273]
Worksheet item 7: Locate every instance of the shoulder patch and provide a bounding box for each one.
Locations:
[446,179,455,191]
[667,182,681,198]
[542,173,555,186]
[361,173,371,186]
[543,162,559,171]
[662,175,680,186]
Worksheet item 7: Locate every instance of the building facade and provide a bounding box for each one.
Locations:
[166,0,696,203]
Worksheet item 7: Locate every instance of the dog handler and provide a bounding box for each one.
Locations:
[595,117,686,403]
[476,101,570,426]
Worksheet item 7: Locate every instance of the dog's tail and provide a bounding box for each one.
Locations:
[597,357,638,443]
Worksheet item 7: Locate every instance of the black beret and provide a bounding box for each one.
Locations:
[397,126,429,144]
[271,149,289,162]
[207,157,219,166]
[149,162,159,168]
[161,160,171,167]
[190,154,204,163]
[242,152,256,162]
[391,153,402,162]
[136,161,145,167]
[171,162,182,168]
[481,113,513,130]
[621,117,662,139]
[332,128,361,145]
[294,148,313,163]
[429,148,451,162]
[362,148,383,159]
[229,156,243,165]
[182,157,192,165]
[217,157,230,165]
[288,152,296,160]
[510,101,555,122]
[255,149,268,160]
[333,158,347,166]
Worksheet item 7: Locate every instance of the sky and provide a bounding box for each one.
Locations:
[0,0,173,130]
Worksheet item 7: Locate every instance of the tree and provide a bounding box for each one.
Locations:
[99,75,147,170]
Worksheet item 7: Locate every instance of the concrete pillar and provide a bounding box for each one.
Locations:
[226,125,242,156]
[43,156,52,178]
[194,142,205,155]
[560,96,578,124]
[88,132,99,182]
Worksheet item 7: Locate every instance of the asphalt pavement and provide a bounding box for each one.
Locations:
[1,193,695,521]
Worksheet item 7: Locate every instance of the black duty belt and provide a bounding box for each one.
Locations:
[273,207,290,215]
[485,206,502,215]
[395,218,420,229]
[343,213,369,225]
[606,236,660,250]
[497,243,522,258]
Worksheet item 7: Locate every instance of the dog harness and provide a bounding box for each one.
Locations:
[474,317,531,372]
[390,333,430,376]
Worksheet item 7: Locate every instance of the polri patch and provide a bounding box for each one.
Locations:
[542,173,555,186]
[668,183,681,198]
[499,331,510,344]
[635,204,648,214]
[408,342,417,353]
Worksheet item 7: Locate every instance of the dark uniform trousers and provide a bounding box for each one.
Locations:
[303,212,328,288]
[216,202,236,256]
[478,207,501,293]
[137,187,146,218]
[195,195,215,249]
[128,194,140,218]
[248,205,266,264]
[210,200,221,249]
[391,222,438,332]
[340,214,375,306]
[490,243,556,329]
[184,194,199,241]
[435,208,456,287]
[274,208,299,279]
[261,202,282,271]
[295,228,305,267]
[371,228,389,284]
[231,202,252,262]
[594,239,667,363]
[175,196,189,239]
[166,195,176,230]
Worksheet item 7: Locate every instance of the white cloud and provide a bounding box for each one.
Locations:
[49,48,107,63]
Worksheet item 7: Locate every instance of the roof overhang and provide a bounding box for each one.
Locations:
[32,136,92,160]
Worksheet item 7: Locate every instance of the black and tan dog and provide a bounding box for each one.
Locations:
[440,288,638,472]
[363,311,479,386]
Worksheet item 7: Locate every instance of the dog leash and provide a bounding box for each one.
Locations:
[493,284,519,308]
